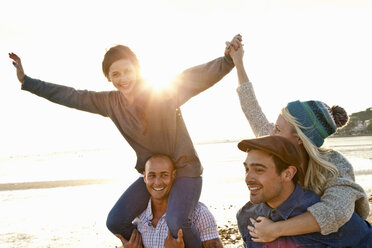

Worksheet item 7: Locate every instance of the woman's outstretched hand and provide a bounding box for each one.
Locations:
[9,53,25,84]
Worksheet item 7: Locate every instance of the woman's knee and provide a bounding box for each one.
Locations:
[106,209,121,233]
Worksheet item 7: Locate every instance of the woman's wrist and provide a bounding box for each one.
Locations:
[272,220,285,237]
[233,58,244,68]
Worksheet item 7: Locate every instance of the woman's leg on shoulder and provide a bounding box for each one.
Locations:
[166,176,202,248]
[106,176,150,240]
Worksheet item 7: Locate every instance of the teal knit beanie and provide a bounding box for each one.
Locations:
[287,100,349,147]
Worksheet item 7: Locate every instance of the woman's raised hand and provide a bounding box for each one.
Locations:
[9,53,25,84]
[229,45,244,66]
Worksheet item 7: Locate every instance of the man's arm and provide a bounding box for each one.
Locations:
[202,238,223,248]
[115,230,143,248]
[192,203,224,247]
[164,229,224,248]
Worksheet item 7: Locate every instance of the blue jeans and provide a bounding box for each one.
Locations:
[106,176,202,248]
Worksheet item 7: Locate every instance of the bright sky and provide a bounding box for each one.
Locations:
[1,0,372,157]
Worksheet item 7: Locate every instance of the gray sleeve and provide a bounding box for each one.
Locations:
[22,75,111,117]
[236,81,274,137]
[174,54,234,107]
[307,151,370,235]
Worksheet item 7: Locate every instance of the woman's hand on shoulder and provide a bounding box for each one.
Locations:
[9,53,25,84]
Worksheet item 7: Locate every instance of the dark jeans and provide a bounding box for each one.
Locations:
[106,176,203,248]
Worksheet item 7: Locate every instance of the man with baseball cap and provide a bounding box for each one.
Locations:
[236,135,372,247]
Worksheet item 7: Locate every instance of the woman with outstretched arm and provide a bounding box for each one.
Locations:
[9,34,241,247]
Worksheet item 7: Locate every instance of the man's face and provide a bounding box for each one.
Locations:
[244,150,287,208]
[144,156,176,200]
[108,59,138,98]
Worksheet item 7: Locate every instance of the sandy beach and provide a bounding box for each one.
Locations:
[0,180,370,248]
[1,137,372,248]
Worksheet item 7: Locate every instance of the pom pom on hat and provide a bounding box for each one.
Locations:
[330,105,349,128]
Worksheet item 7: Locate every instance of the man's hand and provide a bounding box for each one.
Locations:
[248,217,280,243]
[225,34,243,55]
[9,53,25,84]
[164,229,184,248]
[115,229,143,248]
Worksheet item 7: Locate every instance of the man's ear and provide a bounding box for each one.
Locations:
[172,169,177,179]
[143,172,147,183]
[282,166,297,182]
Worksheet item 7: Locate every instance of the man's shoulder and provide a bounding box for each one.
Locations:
[237,201,262,217]
[191,202,220,242]
[192,202,214,219]
[191,202,218,227]
[298,187,321,207]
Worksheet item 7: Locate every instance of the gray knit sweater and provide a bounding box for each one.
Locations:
[237,81,370,235]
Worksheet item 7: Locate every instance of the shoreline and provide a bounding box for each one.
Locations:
[0,178,122,191]
[2,135,371,160]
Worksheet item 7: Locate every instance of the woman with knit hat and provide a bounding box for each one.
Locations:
[226,40,370,242]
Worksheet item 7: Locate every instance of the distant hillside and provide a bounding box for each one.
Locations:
[351,107,372,121]
[335,107,372,136]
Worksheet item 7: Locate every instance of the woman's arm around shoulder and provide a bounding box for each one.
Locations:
[307,150,370,234]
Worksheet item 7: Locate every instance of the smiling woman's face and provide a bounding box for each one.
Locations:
[271,115,300,146]
[108,59,138,98]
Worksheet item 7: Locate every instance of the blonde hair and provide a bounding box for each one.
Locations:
[281,108,338,195]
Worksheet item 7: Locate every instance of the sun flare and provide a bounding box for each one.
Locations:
[142,67,178,92]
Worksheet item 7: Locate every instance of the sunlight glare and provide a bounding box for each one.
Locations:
[143,72,176,91]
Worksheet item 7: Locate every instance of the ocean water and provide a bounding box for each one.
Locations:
[0,136,371,194]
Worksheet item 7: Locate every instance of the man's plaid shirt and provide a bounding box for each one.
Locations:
[136,200,219,247]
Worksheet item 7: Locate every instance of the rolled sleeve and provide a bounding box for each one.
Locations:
[192,203,219,242]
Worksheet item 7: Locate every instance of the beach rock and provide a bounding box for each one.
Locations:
[217,223,243,247]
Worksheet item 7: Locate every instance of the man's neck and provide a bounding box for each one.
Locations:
[150,197,168,227]
[267,183,296,209]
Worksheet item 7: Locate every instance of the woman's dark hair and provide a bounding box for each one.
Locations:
[102,45,140,79]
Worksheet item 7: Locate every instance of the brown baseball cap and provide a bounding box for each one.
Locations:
[237,135,302,166]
